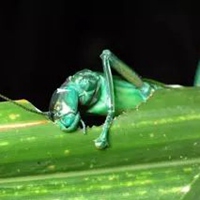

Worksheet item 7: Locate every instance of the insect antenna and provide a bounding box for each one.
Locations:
[0,93,50,117]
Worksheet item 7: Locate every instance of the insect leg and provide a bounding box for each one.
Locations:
[94,50,158,149]
[101,49,144,89]
[94,52,115,149]
[100,49,156,99]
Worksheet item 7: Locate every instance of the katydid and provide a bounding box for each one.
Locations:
[48,50,186,149]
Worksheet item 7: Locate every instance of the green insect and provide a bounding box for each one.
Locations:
[48,49,197,150]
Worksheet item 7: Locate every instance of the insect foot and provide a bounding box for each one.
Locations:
[94,137,109,150]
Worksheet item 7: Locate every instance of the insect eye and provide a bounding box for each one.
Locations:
[55,104,62,111]
[53,103,63,118]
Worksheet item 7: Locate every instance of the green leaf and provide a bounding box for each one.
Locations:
[0,87,200,199]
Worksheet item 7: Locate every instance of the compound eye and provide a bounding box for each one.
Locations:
[55,104,62,111]
[54,103,63,118]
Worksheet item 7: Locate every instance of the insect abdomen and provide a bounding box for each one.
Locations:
[87,75,156,116]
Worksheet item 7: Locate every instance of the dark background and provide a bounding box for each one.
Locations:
[1,1,200,112]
